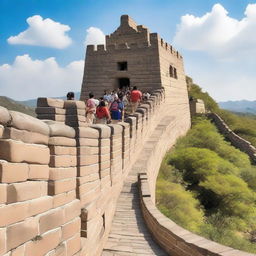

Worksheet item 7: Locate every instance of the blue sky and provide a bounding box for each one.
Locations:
[0,0,255,101]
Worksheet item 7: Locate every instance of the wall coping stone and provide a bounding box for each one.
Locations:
[9,111,49,136]
[138,173,256,256]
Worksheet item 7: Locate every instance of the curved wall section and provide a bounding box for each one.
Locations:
[139,174,256,256]
[210,113,256,163]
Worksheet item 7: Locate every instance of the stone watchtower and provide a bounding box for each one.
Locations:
[80,15,186,100]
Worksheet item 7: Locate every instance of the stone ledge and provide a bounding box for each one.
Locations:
[138,173,256,256]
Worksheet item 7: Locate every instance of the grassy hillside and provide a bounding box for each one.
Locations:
[187,76,256,147]
[156,116,256,253]
[0,96,36,117]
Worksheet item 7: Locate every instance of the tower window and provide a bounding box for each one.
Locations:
[117,62,128,71]
[169,65,174,77]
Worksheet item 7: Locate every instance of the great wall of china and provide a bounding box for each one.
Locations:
[0,15,255,256]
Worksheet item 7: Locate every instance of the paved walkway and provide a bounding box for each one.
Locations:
[102,178,167,255]
[102,121,169,256]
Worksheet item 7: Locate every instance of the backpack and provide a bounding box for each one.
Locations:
[110,101,119,111]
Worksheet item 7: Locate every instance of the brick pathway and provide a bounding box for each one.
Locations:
[102,121,169,256]
[102,177,167,255]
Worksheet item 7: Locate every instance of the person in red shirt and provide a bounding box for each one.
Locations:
[96,100,111,124]
[130,86,142,114]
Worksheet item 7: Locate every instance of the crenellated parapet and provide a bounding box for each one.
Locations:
[0,88,166,256]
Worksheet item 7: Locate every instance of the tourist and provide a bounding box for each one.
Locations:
[109,95,124,123]
[85,92,96,124]
[103,90,112,106]
[130,86,142,114]
[96,100,111,124]
[142,91,151,101]
[66,91,75,100]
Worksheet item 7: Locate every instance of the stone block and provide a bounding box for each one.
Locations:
[7,181,48,203]
[9,111,49,135]
[37,114,65,122]
[24,228,61,256]
[0,228,6,255]
[49,167,77,181]
[79,180,100,195]
[0,106,11,125]
[77,164,99,177]
[0,184,7,204]
[37,98,64,108]
[52,190,76,208]
[66,233,81,256]
[10,244,25,256]
[0,161,29,183]
[48,178,76,195]
[45,121,76,138]
[50,146,77,156]
[77,155,99,166]
[28,164,49,180]
[39,207,65,234]
[50,155,77,168]
[65,115,86,122]
[78,146,99,155]
[6,217,39,251]
[78,138,99,147]
[64,100,85,109]
[64,200,81,223]
[35,107,66,115]
[61,217,81,241]
[0,202,28,227]
[77,173,99,185]
[45,243,66,256]
[0,139,50,164]
[66,108,85,116]
[77,127,99,138]
[28,196,53,217]
[49,137,76,147]
[2,127,49,145]
[91,124,111,138]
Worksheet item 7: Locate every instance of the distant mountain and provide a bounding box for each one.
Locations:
[0,96,36,117]
[219,100,256,115]
[19,92,81,107]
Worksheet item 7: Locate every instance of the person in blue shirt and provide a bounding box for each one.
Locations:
[109,95,124,123]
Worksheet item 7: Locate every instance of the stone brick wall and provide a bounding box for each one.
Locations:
[139,173,256,256]
[210,113,256,163]
[80,15,184,100]
[0,88,167,256]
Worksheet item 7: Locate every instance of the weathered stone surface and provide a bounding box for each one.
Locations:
[37,98,64,108]
[77,127,100,138]
[24,228,62,256]
[9,111,49,135]
[2,127,49,145]
[64,100,85,109]
[0,161,29,183]
[49,137,76,147]
[7,181,47,203]
[0,106,11,125]
[0,139,50,164]
[6,217,39,251]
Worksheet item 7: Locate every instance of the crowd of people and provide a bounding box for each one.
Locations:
[67,86,151,125]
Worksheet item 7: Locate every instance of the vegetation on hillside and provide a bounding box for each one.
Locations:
[186,76,256,147]
[156,117,256,253]
[0,96,36,117]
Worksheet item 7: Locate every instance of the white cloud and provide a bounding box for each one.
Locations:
[7,15,72,49]
[0,55,84,100]
[84,27,105,46]
[173,3,256,59]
